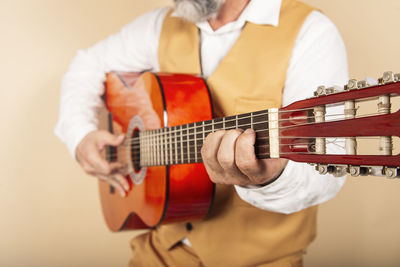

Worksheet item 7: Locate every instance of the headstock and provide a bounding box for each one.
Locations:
[278,71,400,178]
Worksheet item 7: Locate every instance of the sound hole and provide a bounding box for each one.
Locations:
[132,129,141,172]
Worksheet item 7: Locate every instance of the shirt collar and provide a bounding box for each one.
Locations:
[239,0,282,26]
[171,0,282,33]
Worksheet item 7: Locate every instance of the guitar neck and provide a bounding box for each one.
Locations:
[136,109,271,167]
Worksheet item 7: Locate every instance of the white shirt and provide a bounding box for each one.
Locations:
[55,0,349,214]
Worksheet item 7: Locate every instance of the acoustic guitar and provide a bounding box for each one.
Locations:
[99,71,400,231]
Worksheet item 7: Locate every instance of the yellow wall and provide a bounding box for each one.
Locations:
[0,0,399,266]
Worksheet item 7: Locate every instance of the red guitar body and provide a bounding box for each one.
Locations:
[99,70,400,231]
[99,72,215,231]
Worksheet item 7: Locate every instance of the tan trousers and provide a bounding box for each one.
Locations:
[128,231,303,267]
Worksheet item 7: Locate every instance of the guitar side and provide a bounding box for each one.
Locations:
[99,72,215,231]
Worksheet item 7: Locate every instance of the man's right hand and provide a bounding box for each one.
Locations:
[76,130,129,197]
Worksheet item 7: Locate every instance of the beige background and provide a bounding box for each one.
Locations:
[1,0,399,266]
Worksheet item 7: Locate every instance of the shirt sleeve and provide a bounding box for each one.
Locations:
[54,7,169,157]
[234,11,349,214]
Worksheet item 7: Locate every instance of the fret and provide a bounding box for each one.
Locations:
[235,115,238,129]
[194,123,197,162]
[253,110,269,131]
[147,131,153,166]
[152,129,155,166]
[196,122,203,155]
[141,131,145,166]
[250,112,253,129]
[152,130,156,165]
[163,129,167,165]
[189,124,195,163]
[204,120,212,136]
[169,127,173,165]
[237,113,250,130]
[174,126,178,164]
[202,120,206,145]
[180,125,184,164]
[147,131,150,166]
[222,117,225,130]
[161,129,165,165]
[211,120,214,133]
[186,124,190,163]
[213,118,223,131]
[146,131,149,166]
[156,129,160,166]
[162,128,165,165]
[224,116,236,129]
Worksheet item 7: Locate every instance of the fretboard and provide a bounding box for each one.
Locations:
[137,109,270,167]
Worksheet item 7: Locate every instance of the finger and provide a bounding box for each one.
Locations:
[201,130,226,174]
[97,131,125,150]
[97,174,127,197]
[217,130,248,180]
[112,172,130,191]
[235,128,267,180]
[87,146,112,175]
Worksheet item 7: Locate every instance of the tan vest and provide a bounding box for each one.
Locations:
[156,1,318,266]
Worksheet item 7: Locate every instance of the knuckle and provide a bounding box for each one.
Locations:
[82,165,92,174]
[217,152,233,167]
[102,165,112,175]
[201,146,214,162]
[237,159,254,172]
[227,129,242,136]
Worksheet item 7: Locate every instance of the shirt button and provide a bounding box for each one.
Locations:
[186,222,193,231]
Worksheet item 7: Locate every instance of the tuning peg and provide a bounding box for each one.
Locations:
[348,165,369,176]
[316,164,347,177]
[379,71,395,84]
[325,85,342,94]
[384,167,398,179]
[330,165,347,177]
[345,79,358,90]
[316,164,328,174]
[395,73,400,82]
[314,86,326,96]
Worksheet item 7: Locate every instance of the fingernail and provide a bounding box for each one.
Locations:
[244,128,254,134]
[120,191,126,198]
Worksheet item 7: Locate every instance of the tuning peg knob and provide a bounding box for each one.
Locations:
[348,166,361,176]
[345,79,358,90]
[379,71,395,84]
[384,167,398,179]
[314,86,326,96]
[348,165,369,176]
[395,73,400,82]
[316,164,328,174]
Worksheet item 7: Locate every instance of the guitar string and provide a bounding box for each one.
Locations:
[126,110,383,149]
[113,137,372,159]
[106,133,386,159]
[116,106,351,143]
[108,136,384,159]
[106,108,390,163]
[107,137,383,162]
[125,110,352,143]
[127,113,345,147]
[125,109,381,146]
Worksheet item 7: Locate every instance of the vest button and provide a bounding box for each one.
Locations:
[186,222,193,231]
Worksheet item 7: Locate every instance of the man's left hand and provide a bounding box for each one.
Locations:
[201,128,288,186]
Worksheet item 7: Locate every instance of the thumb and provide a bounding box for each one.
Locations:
[98,131,125,148]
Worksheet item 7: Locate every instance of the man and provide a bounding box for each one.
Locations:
[55,0,348,265]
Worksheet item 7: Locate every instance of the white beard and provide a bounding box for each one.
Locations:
[173,0,226,23]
